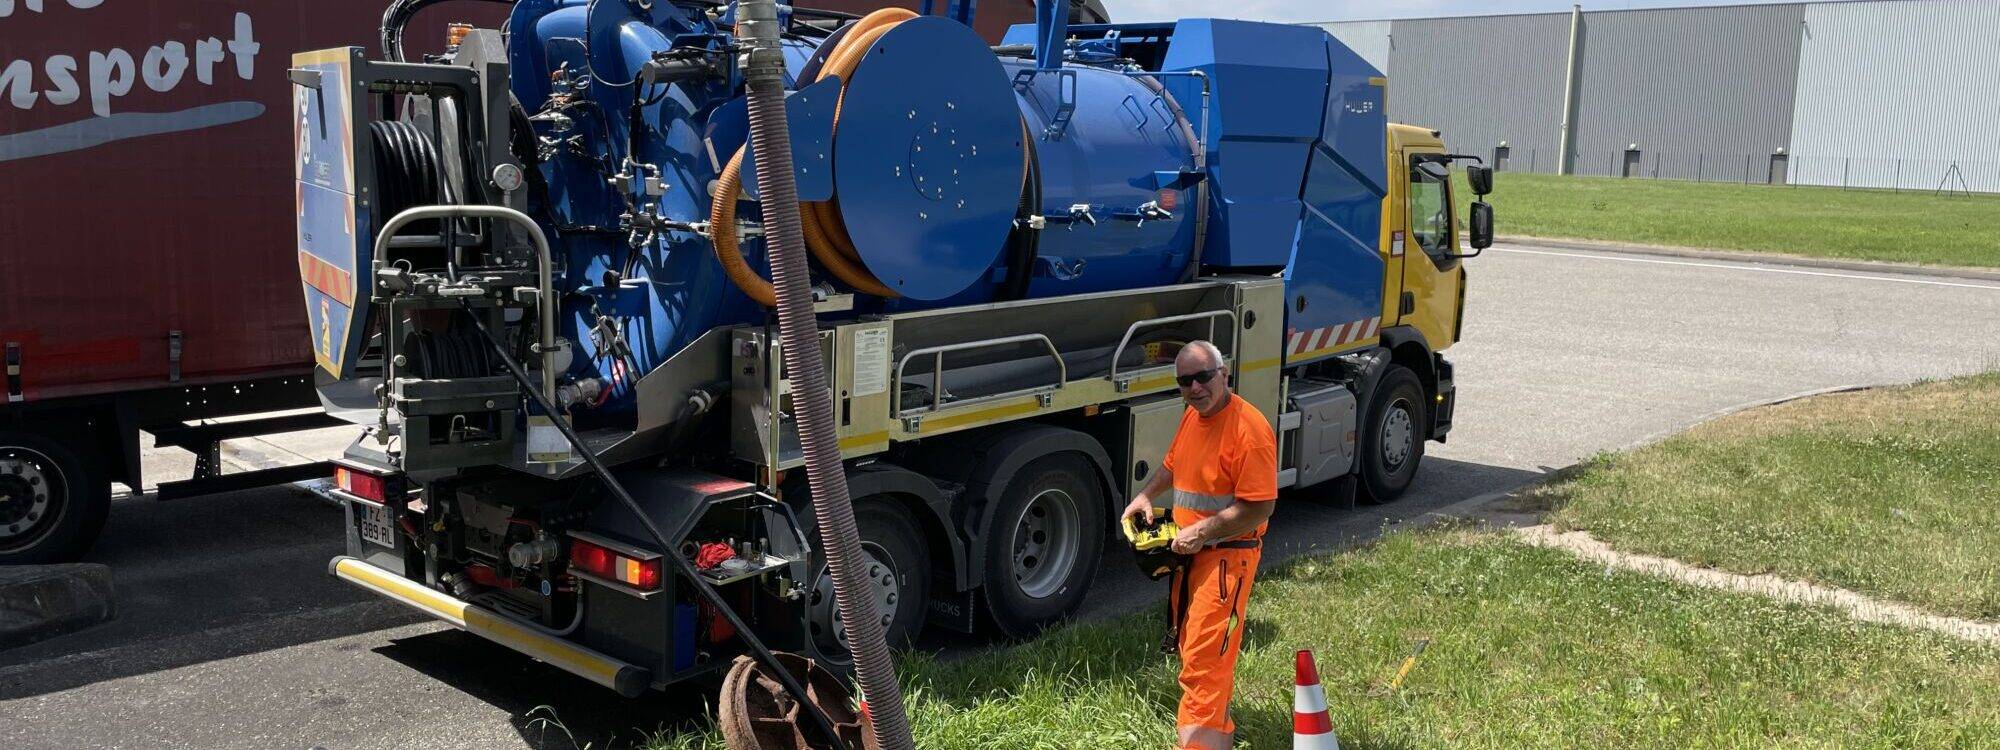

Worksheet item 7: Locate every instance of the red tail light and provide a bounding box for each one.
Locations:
[334,465,394,503]
[569,536,663,592]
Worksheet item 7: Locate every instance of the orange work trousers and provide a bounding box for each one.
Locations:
[1170,541,1260,750]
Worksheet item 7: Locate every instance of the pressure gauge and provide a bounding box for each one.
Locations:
[491,163,526,192]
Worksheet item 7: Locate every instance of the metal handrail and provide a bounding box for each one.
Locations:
[1106,310,1237,384]
[374,204,557,408]
[892,334,1067,417]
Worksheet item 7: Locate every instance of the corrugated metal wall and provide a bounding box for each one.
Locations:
[1313,20,1392,74]
[1788,0,2000,190]
[1384,13,1572,173]
[1568,4,1804,181]
[1308,0,1999,191]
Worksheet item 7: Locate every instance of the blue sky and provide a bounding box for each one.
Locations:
[1101,0,1808,23]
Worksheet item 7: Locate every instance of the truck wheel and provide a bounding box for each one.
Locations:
[0,430,111,564]
[806,500,932,665]
[981,453,1105,640]
[1358,366,1426,504]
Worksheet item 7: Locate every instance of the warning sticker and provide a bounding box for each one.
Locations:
[526,416,572,464]
[852,328,890,397]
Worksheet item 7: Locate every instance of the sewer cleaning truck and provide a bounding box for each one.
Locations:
[0,0,1052,566]
[295,0,1494,698]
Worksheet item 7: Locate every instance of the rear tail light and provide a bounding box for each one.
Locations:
[569,536,663,592]
[334,465,401,504]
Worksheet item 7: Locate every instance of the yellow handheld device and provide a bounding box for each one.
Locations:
[1122,509,1179,552]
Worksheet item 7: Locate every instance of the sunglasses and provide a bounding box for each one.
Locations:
[1175,368,1221,388]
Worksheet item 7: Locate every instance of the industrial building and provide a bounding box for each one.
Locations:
[1315,0,2000,192]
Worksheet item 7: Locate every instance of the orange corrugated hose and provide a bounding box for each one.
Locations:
[801,9,916,265]
[710,9,915,304]
[707,147,777,305]
[709,8,1032,305]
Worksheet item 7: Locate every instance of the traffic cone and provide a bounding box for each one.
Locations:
[1293,650,1340,750]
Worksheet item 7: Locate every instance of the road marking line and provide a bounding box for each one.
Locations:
[1492,246,2000,291]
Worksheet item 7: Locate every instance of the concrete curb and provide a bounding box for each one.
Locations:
[1502,236,2000,283]
[1,563,116,650]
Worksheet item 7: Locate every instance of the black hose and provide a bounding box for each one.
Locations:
[1001,127,1042,301]
[791,6,862,21]
[458,303,848,747]
[380,0,516,62]
[508,101,554,221]
[370,121,446,233]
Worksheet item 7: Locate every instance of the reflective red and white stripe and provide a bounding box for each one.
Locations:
[1293,650,1340,750]
[1287,316,1381,358]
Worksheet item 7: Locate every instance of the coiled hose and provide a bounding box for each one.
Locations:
[738,0,916,746]
[710,8,915,306]
[368,121,444,232]
[711,7,1033,307]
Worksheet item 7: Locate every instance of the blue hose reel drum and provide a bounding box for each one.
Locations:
[833,17,1026,301]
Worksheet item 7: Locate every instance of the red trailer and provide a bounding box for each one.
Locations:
[0,0,1076,564]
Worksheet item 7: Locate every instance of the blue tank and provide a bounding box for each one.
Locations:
[497,2,1383,414]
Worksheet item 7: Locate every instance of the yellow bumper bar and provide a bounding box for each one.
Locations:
[329,556,651,696]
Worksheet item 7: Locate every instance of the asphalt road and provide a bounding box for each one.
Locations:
[5,243,1998,749]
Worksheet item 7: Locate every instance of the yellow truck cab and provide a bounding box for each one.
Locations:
[1385,124,1472,360]
[1344,124,1494,499]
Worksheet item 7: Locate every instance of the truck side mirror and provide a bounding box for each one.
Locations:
[1466,165,1493,197]
[1468,201,1494,252]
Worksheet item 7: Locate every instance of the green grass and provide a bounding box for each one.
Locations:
[1545,374,2000,620]
[649,528,2000,749]
[1459,171,2000,268]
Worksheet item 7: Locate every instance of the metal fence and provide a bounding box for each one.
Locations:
[1785,155,1999,194]
[1490,148,2000,194]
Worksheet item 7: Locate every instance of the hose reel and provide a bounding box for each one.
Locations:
[711,9,1031,306]
[369,120,446,233]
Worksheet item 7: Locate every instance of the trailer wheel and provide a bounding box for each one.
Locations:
[806,500,932,666]
[981,453,1105,640]
[1358,366,1426,504]
[0,430,110,564]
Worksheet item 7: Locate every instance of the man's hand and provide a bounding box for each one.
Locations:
[1170,522,1206,555]
[1126,465,1174,528]
[1122,494,1155,526]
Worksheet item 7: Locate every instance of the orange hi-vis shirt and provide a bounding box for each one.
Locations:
[1162,393,1279,540]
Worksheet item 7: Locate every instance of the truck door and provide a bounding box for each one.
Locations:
[1397,157,1465,347]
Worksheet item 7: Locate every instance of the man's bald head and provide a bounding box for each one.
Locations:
[1176,340,1226,371]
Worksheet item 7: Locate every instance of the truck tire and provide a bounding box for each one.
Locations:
[0,430,111,564]
[1358,366,1426,504]
[981,453,1105,640]
[806,500,932,665]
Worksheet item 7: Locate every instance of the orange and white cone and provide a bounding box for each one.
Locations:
[1293,650,1340,750]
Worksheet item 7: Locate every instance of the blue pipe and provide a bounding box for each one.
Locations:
[926,0,980,28]
[949,0,978,26]
[1033,0,1066,70]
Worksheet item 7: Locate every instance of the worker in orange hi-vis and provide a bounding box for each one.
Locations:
[1122,339,1279,750]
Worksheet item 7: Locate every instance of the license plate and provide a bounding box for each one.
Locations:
[358,502,395,548]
